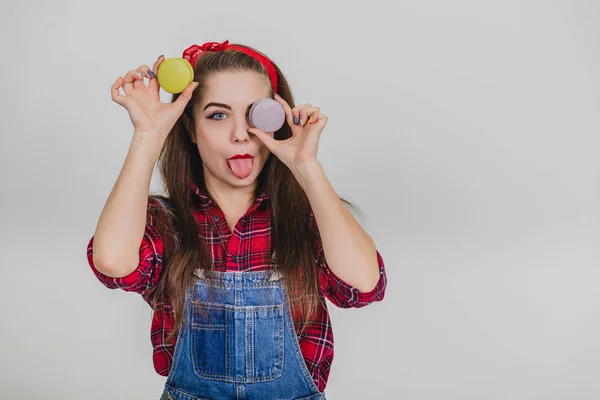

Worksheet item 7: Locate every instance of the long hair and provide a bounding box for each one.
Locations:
[145,44,358,343]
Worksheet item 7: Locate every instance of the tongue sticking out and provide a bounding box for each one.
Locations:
[227,158,253,179]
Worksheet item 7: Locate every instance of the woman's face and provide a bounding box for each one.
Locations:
[190,70,274,190]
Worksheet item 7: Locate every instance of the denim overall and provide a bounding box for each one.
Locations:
[160,269,326,400]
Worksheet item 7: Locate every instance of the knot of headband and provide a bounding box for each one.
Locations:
[182,40,279,94]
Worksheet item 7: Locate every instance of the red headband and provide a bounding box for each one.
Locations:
[182,40,279,94]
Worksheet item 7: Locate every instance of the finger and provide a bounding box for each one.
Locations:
[134,65,151,89]
[135,64,152,78]
[273,94,295,127]
[300,107,320,126]
[306,112,328,139]
[122,69,140,94]
[247,128,278,152]
[111,76,127,106]
[314,112,328,126]
[298,109,310,127]
[292,103,312,125]
[133,71,146,90]
[148,55,164,92]
[172,81,200,112]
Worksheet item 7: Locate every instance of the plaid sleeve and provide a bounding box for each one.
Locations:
[86,197,166,297]
[310,210,387,308]
[316,237,387,308]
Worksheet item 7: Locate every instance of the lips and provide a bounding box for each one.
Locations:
[228,153,253,160]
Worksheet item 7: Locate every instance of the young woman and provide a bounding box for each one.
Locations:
[87,40,387,400]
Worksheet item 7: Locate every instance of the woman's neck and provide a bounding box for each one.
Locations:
[204,176,256,220]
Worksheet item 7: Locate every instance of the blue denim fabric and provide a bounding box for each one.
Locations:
[160,270,326,400]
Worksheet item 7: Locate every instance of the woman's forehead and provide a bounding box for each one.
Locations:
[200,71,271,107]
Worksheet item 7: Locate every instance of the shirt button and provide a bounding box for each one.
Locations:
[213,216,219,222]
[231,255,237,262]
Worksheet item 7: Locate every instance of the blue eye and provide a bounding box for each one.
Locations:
[208,112,227,121]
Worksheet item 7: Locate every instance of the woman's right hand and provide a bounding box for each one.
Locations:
[111,55,199,137]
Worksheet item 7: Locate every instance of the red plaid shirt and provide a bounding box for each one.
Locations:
[86,182,387,392]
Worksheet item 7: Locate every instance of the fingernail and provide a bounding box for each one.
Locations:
[274,93,280,98]
[293,116,298,125]
[116,76,122,82]
[158,54,164,60]
[299,117,304,127]
[147,70,156,78]
[307,117,313,125]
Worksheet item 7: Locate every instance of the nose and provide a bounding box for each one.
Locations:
[231,114,251,142]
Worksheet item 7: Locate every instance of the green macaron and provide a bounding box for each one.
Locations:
[156,57,195,94]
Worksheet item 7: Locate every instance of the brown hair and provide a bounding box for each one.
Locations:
[145,44,358,343]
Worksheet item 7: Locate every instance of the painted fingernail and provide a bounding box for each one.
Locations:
[147,70,156,78]
[158,54,164,60]
[116,76,122,82]
[307,117,313,125]
[293,116,298,125]
[136,71,145,77]
[299,117,304,127]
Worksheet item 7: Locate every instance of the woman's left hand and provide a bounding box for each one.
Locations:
[247,94,327,174]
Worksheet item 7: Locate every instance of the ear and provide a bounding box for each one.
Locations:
[183,114,197,144]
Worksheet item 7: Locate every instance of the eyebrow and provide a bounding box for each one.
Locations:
[203,102,254,113]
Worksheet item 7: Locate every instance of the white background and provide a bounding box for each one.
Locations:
[1,0,599,398]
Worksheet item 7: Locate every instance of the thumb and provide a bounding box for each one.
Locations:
[173,81,199,110]
[247,128,277,151]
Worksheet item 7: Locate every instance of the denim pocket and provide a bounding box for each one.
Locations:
[250,304,284,381]
[190,302,284,382]
[191,303,230,380]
